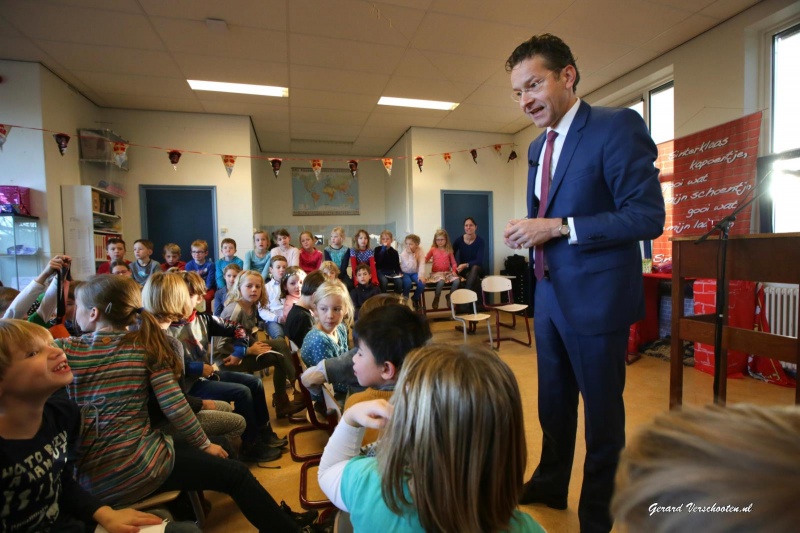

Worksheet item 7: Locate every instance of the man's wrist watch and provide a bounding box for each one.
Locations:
[558,217,570,238]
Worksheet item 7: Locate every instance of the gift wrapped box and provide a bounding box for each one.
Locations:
[0,186,31,215]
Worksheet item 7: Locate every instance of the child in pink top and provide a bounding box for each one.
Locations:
[298,231,323,273]
[424,229,461,309]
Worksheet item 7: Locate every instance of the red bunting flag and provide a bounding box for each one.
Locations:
[311,159,323,180]
[112,142,128,168]
[53,133,70,156]
[168,150,182,170]
[270,158,282,178]
[348,159,358,178]
[221,155,236,177]
[382,158,392,176]
[493,144,503,157]
[0,125,11,150]
[470,148,478,164]
[507,150,518,163]
[443,152,451,169]
[415,156,423,173]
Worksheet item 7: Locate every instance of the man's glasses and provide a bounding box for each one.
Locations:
[511,71,557,102]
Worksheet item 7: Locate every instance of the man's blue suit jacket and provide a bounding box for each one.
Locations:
[527,100,666,336]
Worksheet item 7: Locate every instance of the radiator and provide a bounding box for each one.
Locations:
[763,284,799,338]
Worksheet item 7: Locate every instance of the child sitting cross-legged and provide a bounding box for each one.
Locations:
[0,319,167,533]
[347,303,431,446]
[349,262,380,321]
[55,275,316,531]
[318,343,545,533]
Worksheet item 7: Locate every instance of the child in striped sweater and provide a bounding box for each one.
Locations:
[58,274,313,531]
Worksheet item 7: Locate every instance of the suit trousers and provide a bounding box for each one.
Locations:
[531,277,627,533]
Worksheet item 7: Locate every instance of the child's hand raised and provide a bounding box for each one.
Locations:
[343,399,393,429]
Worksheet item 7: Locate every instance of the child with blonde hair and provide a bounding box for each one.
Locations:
[131,238,160,285]
[54,275,310,529]
[349,229,378,286]
[299,230,323,273]
[185,239,216,311]
[281,266,306,321]
[399,233,426,308]
[161,242,186,271]
[320,260,340,281]
[300,280,353,394]
[243,230,272,280]
[374,229,402,293]
[324,226,351,287]
[424,229,461,309]
[219,270,305,418]
[318,344,544,532]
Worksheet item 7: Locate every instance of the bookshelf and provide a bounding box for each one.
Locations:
[62,185,124,279]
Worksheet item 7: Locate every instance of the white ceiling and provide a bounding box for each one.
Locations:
[0,0,760,156]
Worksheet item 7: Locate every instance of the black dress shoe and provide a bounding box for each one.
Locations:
[519,481,568,509]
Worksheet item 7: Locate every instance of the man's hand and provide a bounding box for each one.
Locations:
[247,341,272,356]
[93,506,163,533]
[504,218,561,249]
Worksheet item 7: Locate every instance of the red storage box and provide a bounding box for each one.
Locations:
[0,186,31,215]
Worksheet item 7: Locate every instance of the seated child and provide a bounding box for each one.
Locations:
[214,263,242,317]
[299,231,323,273]
[109,259,133,277]
[373,230,402,294]
[185,238,217,310]
[323,227,351,288]
[349,229,378,286]
[58,275,314,530]
[318,344,544,533]
[218,270,305,418]
[96,237,129,274]
[261,255,288,338]
[0,287,20,316]
[285,270,326,350]
[0,319,167,533]
[424,229,461,309]
[280,266,306,324]
[161,242,186,271]
[243,230,271,280]
[131,238,161,285]
[349,262,380,321]
[320,260,340,282]
[214,238,243,290]
[347,303,431,445]
[170,271,286,462]
[399,233,425,308]
[271,228,299,267]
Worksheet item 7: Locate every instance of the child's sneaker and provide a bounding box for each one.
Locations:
[240,439,281,462]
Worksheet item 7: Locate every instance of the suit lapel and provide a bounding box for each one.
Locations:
[546,100,590,216]
[527,135,546,218]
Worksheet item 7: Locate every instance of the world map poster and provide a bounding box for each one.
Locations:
[291,167,359,216]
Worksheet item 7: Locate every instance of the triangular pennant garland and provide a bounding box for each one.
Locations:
[53,133,70,156]
[415,156,423,173]
[311,159,323,180]
[470,148,478,164]
[0,125,11,150]
[443,152,451,169]
[348,159,358,178]
[493,144,503,157]
[507,150,518,163]
[112,142,128,167]
[270,158,282,178]
[221,155,236,177]
[168,150,182,170]
[382,158,392,176]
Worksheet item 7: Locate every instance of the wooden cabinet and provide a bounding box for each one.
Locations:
[61,185,123,279]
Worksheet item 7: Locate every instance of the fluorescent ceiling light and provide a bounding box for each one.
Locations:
[187,80,288,97]
[378,96,458,111]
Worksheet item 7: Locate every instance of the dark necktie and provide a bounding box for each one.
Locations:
[534,130,559,281]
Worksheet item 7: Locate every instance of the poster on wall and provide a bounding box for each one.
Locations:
[291,167,359,216]
[652,112,762,266]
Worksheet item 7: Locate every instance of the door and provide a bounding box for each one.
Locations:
[140,186,218,263]
[440,190,492,275]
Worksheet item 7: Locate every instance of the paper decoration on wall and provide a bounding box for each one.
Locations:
[311,159,323,180]
[348,159,358,178]
[415,156,423,173]
[443,152,451,168]
[382,158,392,176]
[53,133,70,156]
[493,144,502,157]
[470,148,478,164]
[270,158,282,178]
[507,150,518,163]
[113,142,128,167]
[0,125,10,150]
[168,150,182,170]
[221,155,236,177]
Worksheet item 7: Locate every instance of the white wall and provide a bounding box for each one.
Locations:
[98,109,255,261]
[408,127,515,274]
[384,132,412,237]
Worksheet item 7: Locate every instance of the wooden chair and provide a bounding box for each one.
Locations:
[481,275,532,350]
[130,490,205,528]
[450,289,493,344]
[299,384,341,509]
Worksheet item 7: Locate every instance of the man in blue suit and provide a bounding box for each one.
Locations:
[503,34,665,533]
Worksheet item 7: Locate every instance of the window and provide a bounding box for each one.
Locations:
[625,81,674,144]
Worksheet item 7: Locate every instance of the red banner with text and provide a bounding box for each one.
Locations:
[652,112,762,265]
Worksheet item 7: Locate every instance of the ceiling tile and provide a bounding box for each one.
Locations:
[639,13,720,53]
[290,121,362,139]
[411,12,529,59]
[199,100,289,123]
[289,65,388,95]
[548,0,692,48]
[360,111,441,138]
[700,0,759,19]
[350,136,398,156]
[151,17,287,62]
[254,131,291,152]
[3,0,163,50]
[0,36,52,62]
[289,139,356,156]
[390,48,443,80]
[590,47,666,84]
[434,116,510,132]
[289,34,406,74]
[138,0,287,30]
[290,89,377,112]
[446,103,520,123]
[190,90,289,106]
[462,83,517,107]
[382,75,468,101]
[73,71,197,98]
[562,37,634,76]
[0,13,23,36]
[430,0,571,28]
[289,0,425,47]
[36,41,179,77]
[43,0,144,14]
[172,53,289,86]
[643,0,717,14]
[99,94,205,113]
[290,107,370,126]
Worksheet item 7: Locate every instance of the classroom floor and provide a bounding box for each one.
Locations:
[202,316,794,532]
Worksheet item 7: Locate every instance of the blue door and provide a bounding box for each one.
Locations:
[440,190,492,275]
